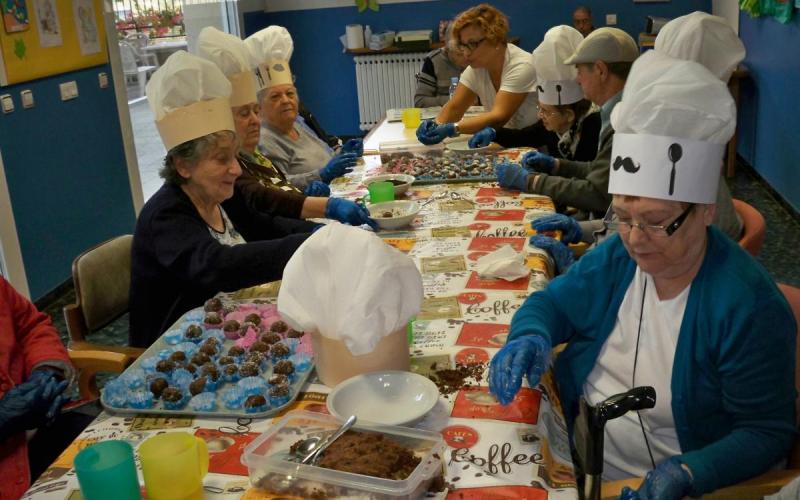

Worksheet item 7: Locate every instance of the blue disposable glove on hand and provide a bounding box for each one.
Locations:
[319,152,358,183]
[532,214,583,244]
[341,138,364,157]
[618,458,693,500]
[495,161,531,192]
[416,120,457,145]
[489,335,550,406]
[0,372,68,435]
[530,235,575,275]
[521,151,557,174]
[469,127,496,148]
[325,198,378,230]
[304,181,331,197]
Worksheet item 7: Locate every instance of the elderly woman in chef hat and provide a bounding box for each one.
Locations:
[531,13,748,274]
[196,27,375,229]
[489,51,796,499]
[469,26,600,162]
[129,51,316,347]
[246,26,362,192]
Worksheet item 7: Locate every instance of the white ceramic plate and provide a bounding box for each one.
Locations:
[446,139,492,154]
[327,371,439,426]
[366,200,420,230]
[363,173,416,196]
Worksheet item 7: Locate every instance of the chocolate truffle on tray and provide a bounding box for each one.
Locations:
[204,311,223,327]
[259,332,282,345]
[273,359,295,377]
[222,319,241,340]
[244,313,262,326]
[162,387,188,410]
[268,384,291,406]
[222,363,240,383]
[227,345,245,359]
[155,359,175,375]
[269,320,289,333]
[191,352,211,366]
[149,377,169,398]
[268,373,288,386]
[184,324,204,343]
[244,394,268,413]
[189,377,208,396]
[239,362,260,378]
[270,341,291,360]
[169,351,187,365]
[217,355,235,366]
[249,341,270,354]
[204,297,224,312]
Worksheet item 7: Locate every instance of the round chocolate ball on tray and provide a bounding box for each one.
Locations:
[149,377,169,398]
[204,297,223,312]
[269,320,288,333]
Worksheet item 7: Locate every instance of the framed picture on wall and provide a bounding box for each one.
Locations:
[2,0,29,33]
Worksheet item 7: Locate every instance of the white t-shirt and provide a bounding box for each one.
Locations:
[208,206,247,247]
[583,267,689,480]
[459,43,539,129]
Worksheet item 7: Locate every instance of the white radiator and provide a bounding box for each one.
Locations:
[354,52,427,131]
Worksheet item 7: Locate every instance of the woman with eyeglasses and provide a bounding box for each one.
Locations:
[416,3,539,145]
[490,52,796,500]
[469,26,600,163]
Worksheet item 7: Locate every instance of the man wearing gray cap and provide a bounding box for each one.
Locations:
[497,27,638,220]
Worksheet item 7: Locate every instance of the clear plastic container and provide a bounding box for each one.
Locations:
[241,410,446,499]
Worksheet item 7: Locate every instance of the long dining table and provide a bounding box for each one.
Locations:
[23,119,579,500]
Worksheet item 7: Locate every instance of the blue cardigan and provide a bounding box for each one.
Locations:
[508,226,797,495]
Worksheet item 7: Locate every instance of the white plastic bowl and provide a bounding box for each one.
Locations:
[363,173,415,196]
[326,371,439,426]
[367,200,420,230]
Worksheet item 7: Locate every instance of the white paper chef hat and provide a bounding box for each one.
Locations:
[196,27,257,107]
[245,25,294,90]
[146,50,235,151]
[655,11,745,82]
[532,26,584,105]
[609,51,735,204]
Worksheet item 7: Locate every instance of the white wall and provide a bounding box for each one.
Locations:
[712,0,739,33]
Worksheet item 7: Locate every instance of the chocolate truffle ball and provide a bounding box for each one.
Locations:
[269,384,290,398]
[268,374,288,386]
[287,329,305,339]
[185,324,203,340]
[204,297,223,312]
[244,313,262,326]
[155,359,175,374]
[184,363,197,374]
[189,377,207,396]
[244,394,267,409]
[217,356,235,366]
[245,352,264,365]
[239,362,259,378]
[203,337,220,347]
[149,377,169,398]
[273,360,295,375]
[162,387,183,403]
[199,343,218,357]
[204,312,223,325]
[269,320,289,333]
[270,342,290,358]
[227,345,245,358]
[259,333,282,345]
[191,352,210,366]
[201,364,220,382]
[223,364,238,377]
[249,341,270,354]
[222,320,241,334]
[168,351,187,364]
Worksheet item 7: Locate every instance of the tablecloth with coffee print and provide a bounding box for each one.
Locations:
[24,155,578,500]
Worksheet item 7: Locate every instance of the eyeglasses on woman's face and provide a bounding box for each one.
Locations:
[457,37,485,53]
[604,203,695,238]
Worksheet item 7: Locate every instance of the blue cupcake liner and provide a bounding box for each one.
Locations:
[174,342,199,356]
[156,348,174,360]
[203,329,226,344]
[237,376,267,396]
[117,368,147,390]
[221,387,245,409]
[189,392,218,412]
[289,354,312,373]
[140,356,159,374]
[171,368,194,391]
[221,369,240,384]
[244,399,269,413]
[268,392,291,407]
[164,328,184,345]
[204,377,220,392]
[184,309,205,322]
[103,381,129,408]
[128,390,154,409]
[163,391,189,410]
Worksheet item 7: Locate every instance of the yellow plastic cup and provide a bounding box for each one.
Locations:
[138,432,209,500]
[367,181,395,203]
[402,108,421,129]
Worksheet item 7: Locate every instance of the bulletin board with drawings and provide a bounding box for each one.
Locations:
[0,0,107,86]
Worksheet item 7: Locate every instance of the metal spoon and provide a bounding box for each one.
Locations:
[301,415,357,465]
[290,435,322,462]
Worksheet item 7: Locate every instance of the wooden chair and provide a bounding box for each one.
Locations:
[69,350,133,400]
[63,235,144,359]
[601,283,800,498]
[732,199,766,257]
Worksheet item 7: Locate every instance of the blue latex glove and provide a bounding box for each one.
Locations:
[341,138,364,157]
[416,120,457,145]
[495,161,531,192]
[325,198,378,230]
[469,127,496,148]
[532,214,583,244]
[304,181,331,197]
[0,371,68,435]
[489,335,550,406]
[521,151,557,174]
[619,458,693,500]
[319,152,358,183]
[530,235,575,275]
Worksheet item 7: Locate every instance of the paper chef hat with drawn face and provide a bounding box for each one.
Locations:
[146,51,234,152]
[196,27,257,107]
[532,26,584,106]
[655,11,745,83]
[609,51,735,204]
[245,26,294,91]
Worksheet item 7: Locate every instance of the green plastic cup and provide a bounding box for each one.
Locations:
[368,181,395,203]
[74,440,141,500]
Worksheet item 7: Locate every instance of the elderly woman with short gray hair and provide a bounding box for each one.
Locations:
[129,51,315,348]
